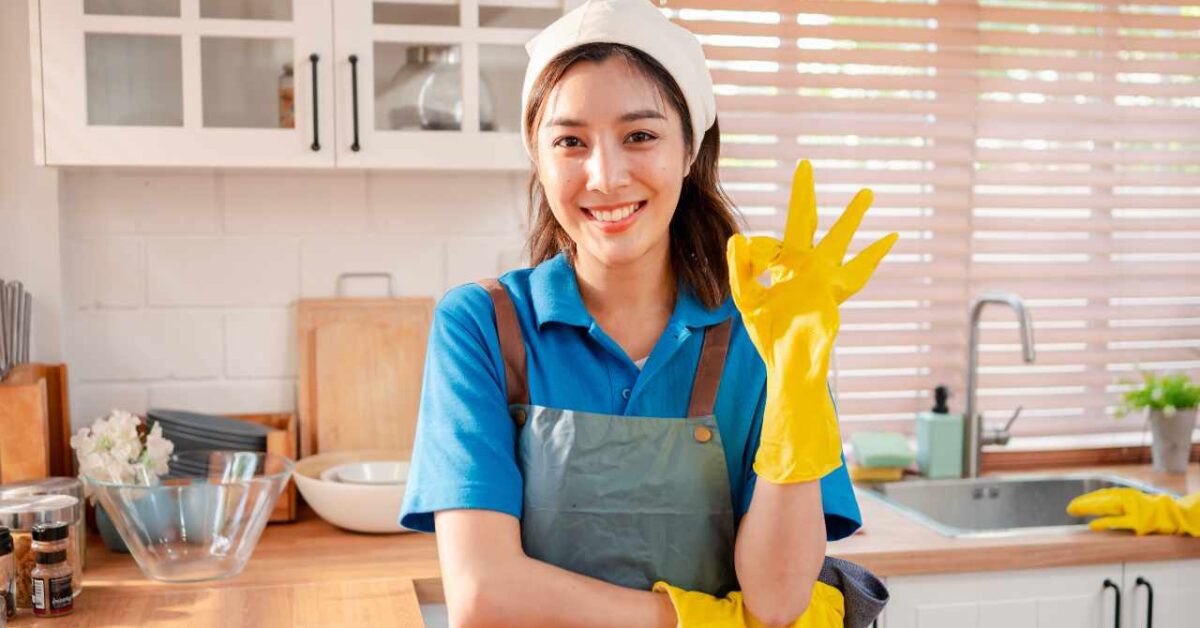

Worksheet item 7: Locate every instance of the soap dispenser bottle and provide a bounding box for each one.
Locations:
[916,385,964,479]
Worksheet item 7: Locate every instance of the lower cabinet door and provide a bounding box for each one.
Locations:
[1123,558,1200,628]
[881,563,1124,628]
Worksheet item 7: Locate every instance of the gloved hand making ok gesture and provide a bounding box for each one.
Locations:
[727,160,899,485]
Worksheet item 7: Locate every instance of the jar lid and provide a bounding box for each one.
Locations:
[0,526,11,555]
[0,495,80,531]
[0,477,84,501]
[32,522,69,542]
[35,550,67,565]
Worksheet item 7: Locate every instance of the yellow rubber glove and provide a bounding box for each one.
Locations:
[652,580,844,628]
[728,160,898,484]
[1066,488,1200,536]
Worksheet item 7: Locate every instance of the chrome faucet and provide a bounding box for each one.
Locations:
[964,293,1037,478]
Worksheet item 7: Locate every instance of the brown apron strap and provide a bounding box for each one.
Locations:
[477,279,530,409]
[687,319,732,418]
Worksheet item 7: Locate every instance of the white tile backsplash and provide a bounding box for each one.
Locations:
[224,308,297,378]
[222,171,370,235]
[68,309,224,381]
[146,236,300,306]
[368,171,522,235]
[60,169,528,425]
[446,236,528,290]
[299,236,445,297]
[148,379,297,415]
[62,171,221,235]
[72,383,149,427]
[62,236,145,308]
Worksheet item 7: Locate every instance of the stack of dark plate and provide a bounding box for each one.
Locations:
[147,409,271,477]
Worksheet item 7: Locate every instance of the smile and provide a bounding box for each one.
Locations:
[582,201,646,229]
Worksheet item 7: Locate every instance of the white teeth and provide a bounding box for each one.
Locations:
[589,202,640,223]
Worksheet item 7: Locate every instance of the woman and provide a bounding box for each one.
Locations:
[400,1,895,626]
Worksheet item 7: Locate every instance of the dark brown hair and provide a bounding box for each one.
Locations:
[523,42,741,310]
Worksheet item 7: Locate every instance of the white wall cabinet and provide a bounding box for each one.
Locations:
[878,559,1200,628]
[30,0,572,169]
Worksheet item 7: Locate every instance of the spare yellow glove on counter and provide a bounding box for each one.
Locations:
[653,579,844,628]
[1067,488,1200,536]
[728,160,898,484]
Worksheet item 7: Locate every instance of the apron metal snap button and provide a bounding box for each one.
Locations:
[693,425,712,443]
[513,408,527,426]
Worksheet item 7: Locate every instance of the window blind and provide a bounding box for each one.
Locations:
[664,0,1200,438]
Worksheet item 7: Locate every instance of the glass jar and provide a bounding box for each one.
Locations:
[0,496,82,609]
[278,62,295,129]
[0,526,13,620]
[0,478,87,571]
[379,45,495,131]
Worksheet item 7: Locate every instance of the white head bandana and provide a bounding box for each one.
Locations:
[521,0,716,164]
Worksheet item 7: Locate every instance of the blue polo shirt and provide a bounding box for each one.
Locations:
[400,252,862,541]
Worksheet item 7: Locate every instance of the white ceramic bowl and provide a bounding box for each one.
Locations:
[294,450,414,534]
[321,461,410,485]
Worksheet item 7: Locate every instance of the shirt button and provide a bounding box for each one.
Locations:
[694,426,713,443]
[621,388,632,400]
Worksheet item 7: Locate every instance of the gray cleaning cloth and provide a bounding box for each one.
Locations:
[818,556,889,628]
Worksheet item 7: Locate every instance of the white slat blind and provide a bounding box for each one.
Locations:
[665,0,1200,438]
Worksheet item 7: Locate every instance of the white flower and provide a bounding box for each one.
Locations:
[140,421,174,476]
[71,409,176,492]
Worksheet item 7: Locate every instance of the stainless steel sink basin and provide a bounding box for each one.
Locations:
[856,472,1177,538]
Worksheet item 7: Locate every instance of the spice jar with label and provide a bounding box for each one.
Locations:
[0,527,13,620]
[30,547,72,617]
[0,496,82,610]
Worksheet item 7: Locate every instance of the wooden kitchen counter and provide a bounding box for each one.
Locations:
[9,462,1199,627]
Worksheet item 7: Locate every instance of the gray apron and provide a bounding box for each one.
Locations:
[479,279,888,627]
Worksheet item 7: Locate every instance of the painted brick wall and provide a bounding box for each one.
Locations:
[60,169,530,429]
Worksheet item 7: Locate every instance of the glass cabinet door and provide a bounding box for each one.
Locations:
[39,0,334,167]
[333,0,563,169]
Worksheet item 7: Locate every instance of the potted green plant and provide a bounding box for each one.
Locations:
[1115,371,1200,473]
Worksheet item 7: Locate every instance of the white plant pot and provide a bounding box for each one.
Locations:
[1148,407,1198,474]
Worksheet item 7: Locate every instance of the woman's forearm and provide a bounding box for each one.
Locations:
[436,510,676,628]
[463,553,677,628]
[733,478,826,626]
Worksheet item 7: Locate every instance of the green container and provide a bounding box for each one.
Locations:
[916,385,964,479]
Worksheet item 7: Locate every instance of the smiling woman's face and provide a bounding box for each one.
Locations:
[534,56,689,269]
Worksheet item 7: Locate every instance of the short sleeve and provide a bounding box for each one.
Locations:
[740,381,863,541]
[399,284,524,533]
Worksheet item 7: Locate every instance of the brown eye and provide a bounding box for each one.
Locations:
[627,131,657,143]
[555,136,583,148]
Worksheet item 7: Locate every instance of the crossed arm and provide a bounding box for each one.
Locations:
[434,478,824,628]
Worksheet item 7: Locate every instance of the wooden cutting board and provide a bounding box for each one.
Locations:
[296,297,433,458]
[0,363,72,482]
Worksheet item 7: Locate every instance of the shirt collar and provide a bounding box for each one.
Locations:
[530,251,735,331]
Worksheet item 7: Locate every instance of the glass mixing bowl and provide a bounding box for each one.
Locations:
[84,451,293,582]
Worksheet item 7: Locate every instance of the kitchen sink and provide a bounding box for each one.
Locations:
[856,472,1177,538]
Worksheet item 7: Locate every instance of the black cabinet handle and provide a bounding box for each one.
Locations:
[1104,578,1121,628]
[309,53,320,151]
[1135,576,1153,628]
[349,54,361,152]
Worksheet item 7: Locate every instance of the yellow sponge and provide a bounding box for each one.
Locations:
[849,465,904,482]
